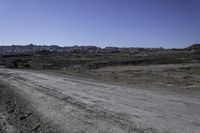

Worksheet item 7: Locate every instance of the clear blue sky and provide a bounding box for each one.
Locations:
[0,0,199,48]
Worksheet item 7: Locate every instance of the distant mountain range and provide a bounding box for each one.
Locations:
[186,44,200,50]
[0,44,199,55]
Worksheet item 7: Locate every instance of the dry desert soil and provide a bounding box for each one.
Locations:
[0,64,200,133]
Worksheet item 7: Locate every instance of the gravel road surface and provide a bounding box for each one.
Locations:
[0,68,200,133]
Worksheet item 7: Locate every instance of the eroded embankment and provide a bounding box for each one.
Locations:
[0,82,60,133]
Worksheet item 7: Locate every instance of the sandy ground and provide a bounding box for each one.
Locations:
[0,106,19,133]
[0,68,200,133]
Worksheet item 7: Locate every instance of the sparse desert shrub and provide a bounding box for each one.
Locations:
[5,62,18,68]
[21,63,30,68]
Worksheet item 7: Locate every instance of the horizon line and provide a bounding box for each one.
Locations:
[0,43,197,49]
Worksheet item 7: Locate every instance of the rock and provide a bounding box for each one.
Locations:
[33,123,40,131]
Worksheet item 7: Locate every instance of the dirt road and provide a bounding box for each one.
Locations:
[0,68,200,133]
